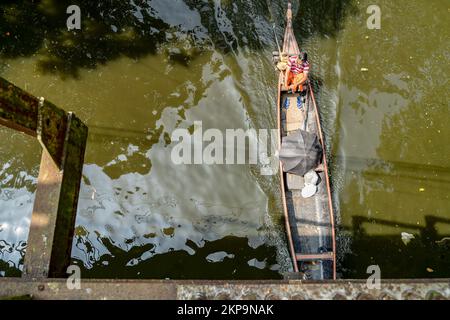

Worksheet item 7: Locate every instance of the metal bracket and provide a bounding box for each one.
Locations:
[0,77,88,278]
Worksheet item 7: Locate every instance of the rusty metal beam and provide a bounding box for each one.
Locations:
[22,149,63,279]
[0,77,72,169]
[0,77,39,137]
[22,110,88,279]
[0,77,88,279]
[36,98,68,168]
[48,113,88,277]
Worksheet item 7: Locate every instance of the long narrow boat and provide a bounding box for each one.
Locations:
[276,3,336,280]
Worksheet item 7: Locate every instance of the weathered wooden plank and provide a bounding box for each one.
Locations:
[296,252,334,261]
[284,94,307,132]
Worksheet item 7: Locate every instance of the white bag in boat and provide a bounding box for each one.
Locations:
[304,169,319,185]
[301,184,317,198]
[302,169,319,198]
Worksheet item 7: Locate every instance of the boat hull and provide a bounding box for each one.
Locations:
[276,3,336,280]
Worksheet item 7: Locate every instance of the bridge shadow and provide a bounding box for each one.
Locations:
[341,215,450,279]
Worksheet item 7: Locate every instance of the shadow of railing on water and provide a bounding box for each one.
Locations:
[340,214,450,278]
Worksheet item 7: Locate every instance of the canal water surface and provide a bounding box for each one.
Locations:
[0,0,449,279]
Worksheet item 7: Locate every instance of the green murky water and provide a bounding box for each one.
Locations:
[1,0,449,279]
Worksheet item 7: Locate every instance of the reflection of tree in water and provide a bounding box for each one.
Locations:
[0,0,273,77]
[1,0,169,76]
[377,90,450,167]
[0,0,362,278]
[292,0,358,41]
[0,0,359,78]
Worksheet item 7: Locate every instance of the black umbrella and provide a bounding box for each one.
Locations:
[279,130,323,176]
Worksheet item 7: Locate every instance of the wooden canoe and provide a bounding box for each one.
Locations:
[277,2,337,280]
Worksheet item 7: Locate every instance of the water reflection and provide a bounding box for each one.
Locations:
[0,129,40,276]
[69,61,290,278]
[0,186,32,277]
[0,0,273,78]
[1,0,297,278]
[339,160,450,278]
[333,0,450,278]
[72,162,280,278]
[1,0,449,279]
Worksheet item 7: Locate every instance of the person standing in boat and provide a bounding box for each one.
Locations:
[285,52,309,93]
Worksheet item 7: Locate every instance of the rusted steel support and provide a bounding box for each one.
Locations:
[22,149,63,279]
[0,77,38,137]
[48,113,88,277]
[0,77,71,168]
[0,77,88,279]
